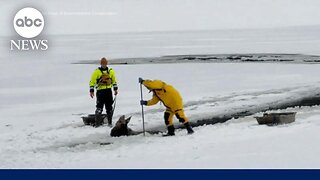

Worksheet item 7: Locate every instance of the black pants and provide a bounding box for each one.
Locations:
[96,88,113,115]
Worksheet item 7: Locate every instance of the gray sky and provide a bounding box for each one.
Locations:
[1,0,320,36]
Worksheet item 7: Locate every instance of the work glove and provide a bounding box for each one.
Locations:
[138,77,144,84]
[90,90,94,98]
[140,100,147,106]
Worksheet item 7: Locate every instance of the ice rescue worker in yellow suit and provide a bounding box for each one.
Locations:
[89,57,118,127]
[139,78,194,136]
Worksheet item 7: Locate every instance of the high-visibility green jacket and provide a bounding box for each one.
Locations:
[89,67,118,91]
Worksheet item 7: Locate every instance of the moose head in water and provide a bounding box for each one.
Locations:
[110,115,137,137]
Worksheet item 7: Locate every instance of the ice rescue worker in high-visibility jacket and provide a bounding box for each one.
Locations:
[89,57,118,127]
[139,78,194,136]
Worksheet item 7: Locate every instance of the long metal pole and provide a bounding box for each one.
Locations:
[111,96,117,120]
[139,81,146,136]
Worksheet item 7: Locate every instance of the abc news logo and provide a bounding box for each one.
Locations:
[16,16,43,28]
[10,7,48,51]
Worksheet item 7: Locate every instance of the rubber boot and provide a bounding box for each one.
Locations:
[107,113,112,126]
[163,125,175,136]
[95,108,103,127]
[184,122,194,134]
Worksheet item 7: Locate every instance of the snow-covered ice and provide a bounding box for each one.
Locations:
[1,28,320,168]
[1,61,320,168]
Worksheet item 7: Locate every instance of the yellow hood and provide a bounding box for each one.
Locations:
[143,80,166,90]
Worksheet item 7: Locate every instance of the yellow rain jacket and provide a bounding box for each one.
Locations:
[143,80,183,112]
[89,67,117,91]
